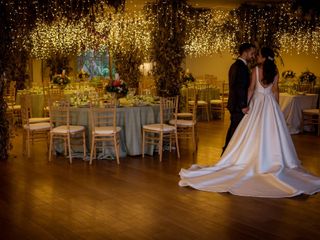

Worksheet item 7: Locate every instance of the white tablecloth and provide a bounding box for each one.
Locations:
[280,93,318,134]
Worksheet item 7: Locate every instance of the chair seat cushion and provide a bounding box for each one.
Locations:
[210,99,223,104]
[94,126,121,135]
[24,122,51,131]
[176,112,192,117]
[188,100,208,105]
[13,105,21,110]
[143,124,175,132]
[169,119,195,127]
[303,109,320,115]
[51,125,85,134]
[29,117,50,123]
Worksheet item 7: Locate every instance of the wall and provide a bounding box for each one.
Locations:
[186,51,320,81]
[30,52,320,86]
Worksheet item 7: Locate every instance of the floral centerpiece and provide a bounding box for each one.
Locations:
[78,68,90,80]
[281,70,296,80]
[52,72,70,89]
[181,71,195,86]
[299,70,317,84]
[105,78,128,99]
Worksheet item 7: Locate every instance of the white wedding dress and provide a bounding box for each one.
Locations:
[179,67,320,198]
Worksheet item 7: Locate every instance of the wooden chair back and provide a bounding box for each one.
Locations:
[160,96,179,125]
[20,94,32,126]
[49,99,70,129]
[195,83,210,102]
[298,83,313,93]
[90,102,117,130]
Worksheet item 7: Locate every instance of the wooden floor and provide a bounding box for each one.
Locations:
[1,116,320,240]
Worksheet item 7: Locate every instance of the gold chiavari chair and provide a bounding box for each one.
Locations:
[142,96,180,162]
[21,92,51,124]
[5,81,21,126]
[190,83,210,121]
[210,81,228,119]
[178,85,197,119]
[301,97,320,136]
[43,88,64,117]
[20,94,51,158]
[5,100,16,136]
[297,82,314,93]
[204,74,217,85]
[171,94,198,153]
[89,102,121,164]
[48,99,86,163]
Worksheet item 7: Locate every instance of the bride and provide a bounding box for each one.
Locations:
[179,47,320,198]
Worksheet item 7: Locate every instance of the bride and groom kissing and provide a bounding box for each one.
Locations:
[179,43,320,198]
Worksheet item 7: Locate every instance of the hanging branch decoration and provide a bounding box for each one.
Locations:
[185,9,236,56]
[93,9,154,88]
[146,0,188,97]
[278,3,320,57]
[12,1,320,61]
[28,18,91,59]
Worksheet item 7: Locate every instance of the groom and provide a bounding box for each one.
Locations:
[222,43,256,155]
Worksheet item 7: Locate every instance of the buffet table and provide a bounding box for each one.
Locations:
[280,93,318,134]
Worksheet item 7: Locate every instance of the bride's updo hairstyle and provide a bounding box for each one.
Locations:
[260,47,277,85]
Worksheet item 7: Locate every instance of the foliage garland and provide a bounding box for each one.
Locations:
[146,0,189,97]
[113,50,142,89]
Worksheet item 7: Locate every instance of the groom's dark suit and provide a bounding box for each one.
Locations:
[222,59,250,153]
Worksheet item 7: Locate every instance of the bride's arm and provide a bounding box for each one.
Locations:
[247,70,256,104]
[272,74,279,103]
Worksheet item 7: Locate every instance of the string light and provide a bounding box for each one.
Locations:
[12,2,320,59]
[94,9,154,60]
[28,18,90,59]
[185,9,236,56]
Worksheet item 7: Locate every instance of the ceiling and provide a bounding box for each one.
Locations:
[125,0,287,10]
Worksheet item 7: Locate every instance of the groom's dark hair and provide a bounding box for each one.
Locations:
[238,43,255,55]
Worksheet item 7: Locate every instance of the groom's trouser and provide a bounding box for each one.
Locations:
[221,112,244,155]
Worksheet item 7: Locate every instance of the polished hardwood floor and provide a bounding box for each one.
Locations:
[1,116,320,240]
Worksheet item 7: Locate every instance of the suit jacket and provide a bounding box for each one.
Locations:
[227,59,250,113]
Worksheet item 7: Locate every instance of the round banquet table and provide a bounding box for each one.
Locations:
[279,93,318,134]
[54,104,160,160]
